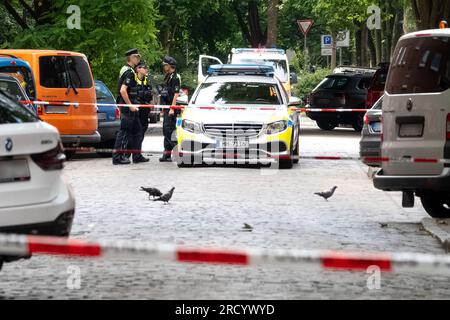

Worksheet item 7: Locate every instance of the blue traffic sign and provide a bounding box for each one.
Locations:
[323,35,332,46]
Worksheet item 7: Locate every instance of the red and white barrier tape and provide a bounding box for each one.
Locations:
[0,234,449,275]
[64,147,450,165]
[20,100,367,113]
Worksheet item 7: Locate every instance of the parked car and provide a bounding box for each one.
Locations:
[0,92,75,267]
[0,49,100,151]
[94,80,120,157]
[373,25,450,218]
[0,53,36,101]
[176,64,301,169]
[0,74,36,115]
[366,63,389,109]
[360,95,383,167]
[307,72,374,132]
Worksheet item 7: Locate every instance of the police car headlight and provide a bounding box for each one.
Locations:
[182,119,203,133]
[265,120,288,135]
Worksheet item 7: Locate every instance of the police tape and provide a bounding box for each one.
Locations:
[19,100,368,113]
[63,147,450,165]
[0,233,449,275]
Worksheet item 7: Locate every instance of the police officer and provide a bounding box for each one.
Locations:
[159,56,181,162]
[112,48,145,165]
[133,61,153,162]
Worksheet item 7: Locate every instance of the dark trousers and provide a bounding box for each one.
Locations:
[113,112,142,162]
[163,111,177,155]
[137,122,149,155]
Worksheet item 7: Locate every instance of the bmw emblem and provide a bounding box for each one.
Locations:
[5,138,13,152]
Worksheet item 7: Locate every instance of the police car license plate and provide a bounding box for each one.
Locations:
[217,140,249,149]
[0,159,30,184]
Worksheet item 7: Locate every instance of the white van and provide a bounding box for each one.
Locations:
[373,26,450,218]
[198,48,296,95]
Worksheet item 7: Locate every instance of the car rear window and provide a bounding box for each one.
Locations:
[317,76,349,90]
[193,82,282,105]
[386,36,450,94]
[0,92,38,124]
[0,79,26,101]
[95,82,116,104]
[0,66,36,99]
[39,56,93,89]
[357,77,373,90]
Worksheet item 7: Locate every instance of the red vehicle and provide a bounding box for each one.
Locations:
[366,63,390,109]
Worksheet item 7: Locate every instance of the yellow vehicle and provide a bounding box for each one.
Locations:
[176,64,301,169]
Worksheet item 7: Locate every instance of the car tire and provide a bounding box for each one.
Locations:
[352,114,364,132]
[316,120,336,131]
[149,113,159,124]
[279,135,294,169]
[420,193,450,219]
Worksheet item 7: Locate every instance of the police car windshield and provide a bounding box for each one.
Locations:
[231,58,288,82]
[0,79,26,101]
[193,82,282,105]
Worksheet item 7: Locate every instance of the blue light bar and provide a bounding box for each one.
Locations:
[232,48,286,55]
[207,64,275,77]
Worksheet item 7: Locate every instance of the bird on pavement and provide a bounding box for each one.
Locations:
[140,187,163,199]
[154,187,176,204]
[242,223,253,232]
[315,186,338,201]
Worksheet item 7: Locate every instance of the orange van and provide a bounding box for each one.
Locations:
[0,49,100,146]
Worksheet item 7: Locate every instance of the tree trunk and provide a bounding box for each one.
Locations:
[266,0,279,47]
[248,0,264,47]
[355,26,362,66]
[367,30,377,67]
[411,0,450,30]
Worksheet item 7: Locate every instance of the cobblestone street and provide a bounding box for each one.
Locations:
[1,118,449,299]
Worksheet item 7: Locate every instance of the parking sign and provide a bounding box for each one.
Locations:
[322,35,332,48]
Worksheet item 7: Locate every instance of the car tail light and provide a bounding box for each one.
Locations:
[364,113,369,126]
[115,107,121,120]
[31,142,66,171]
[447,114,450,140]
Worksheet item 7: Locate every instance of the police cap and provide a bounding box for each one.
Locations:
[125,48,140,57]
[163,56,177,68]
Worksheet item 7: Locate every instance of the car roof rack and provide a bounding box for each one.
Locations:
[207,64,275,77]
[333,65,377,75]
[231,48,286,55]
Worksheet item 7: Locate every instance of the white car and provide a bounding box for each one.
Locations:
[0,92,75,265]
[176,64,301,169]
[374,25,450,218]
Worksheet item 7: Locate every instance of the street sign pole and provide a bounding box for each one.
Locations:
[297,19,314,70]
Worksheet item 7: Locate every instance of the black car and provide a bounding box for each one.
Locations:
[307,73,374,132]
[360,96,382,167]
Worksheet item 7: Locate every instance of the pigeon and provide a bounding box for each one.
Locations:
[379,223,389,228]
[154,187,176,204]
[314,186,338,201]
[242,223,253,232]
[140,187,163,199]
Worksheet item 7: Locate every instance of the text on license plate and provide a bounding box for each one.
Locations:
[399,123,424,138]
[0,159,31,183]
[97,112,107,120]
[217,140,250,148]
[46,105,68,114]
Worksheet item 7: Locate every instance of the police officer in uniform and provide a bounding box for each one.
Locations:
[112,48,146,165]
[133,61,153,162]
[159,56,181,162]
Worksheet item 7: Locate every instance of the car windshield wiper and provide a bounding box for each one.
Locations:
[64,57,79,95]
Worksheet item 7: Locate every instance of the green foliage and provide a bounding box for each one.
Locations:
[9,0,161,91]
[292,68,331,101]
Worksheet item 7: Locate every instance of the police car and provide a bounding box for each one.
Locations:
[176,64,301,169]
[374,22,450,218]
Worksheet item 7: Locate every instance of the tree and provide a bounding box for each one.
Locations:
[411,0,450,30]
[4,0,160,90]
[266,0,280,47]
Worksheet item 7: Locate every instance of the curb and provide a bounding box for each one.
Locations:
[421,218,450,253]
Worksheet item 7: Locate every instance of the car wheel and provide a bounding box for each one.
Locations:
[420,193,450,219]
[352,114,364,132]
[316,120,336,131]
[279,135,294,169]
[64,150,76,160]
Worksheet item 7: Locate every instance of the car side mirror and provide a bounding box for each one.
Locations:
[288,96,302,107]
[290,73,298,85]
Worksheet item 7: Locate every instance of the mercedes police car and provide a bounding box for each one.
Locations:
[175,64,301,169]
